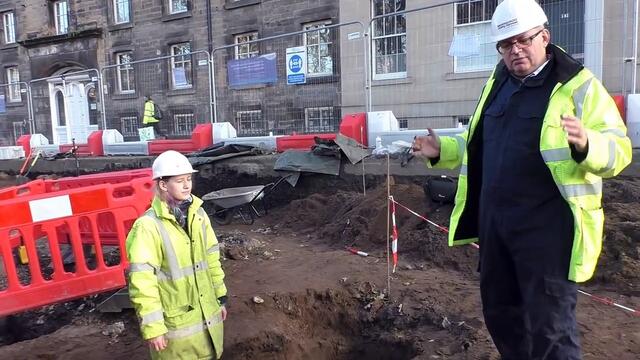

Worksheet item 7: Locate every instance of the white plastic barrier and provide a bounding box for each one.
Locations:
[223,136,280,152]
[366,111,400,148]
[626,94,640,148]
[213,122,237,144]
[373,127,467,149]
[0,146,25,160]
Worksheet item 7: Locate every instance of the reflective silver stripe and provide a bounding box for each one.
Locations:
[207,244,220,254]
[128,263,156,273]
[602,128,626,138]
[146,211,183,281]
[603,139,616,173]
[156,260,209,282]
[572,78,593,119]
[454,135,465,157]
[541,148,572,162]
[459,164,468,176]
[140,310,164,325]
[166,311,223,339]
[560,182,602,198]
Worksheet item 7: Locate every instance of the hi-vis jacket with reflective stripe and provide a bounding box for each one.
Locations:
[126,195,227,359]
[430,45,632,283]
[143,100,158,124]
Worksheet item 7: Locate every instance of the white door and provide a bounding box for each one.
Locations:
[49,81,91,144]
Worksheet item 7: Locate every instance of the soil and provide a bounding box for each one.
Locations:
[0,177,638,359]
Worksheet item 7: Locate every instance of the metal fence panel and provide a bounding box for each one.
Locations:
[101,51,213,141]
[0,82,32,146]
[29,69,103,145]
[212,22,367,137]
[365,0,600,130]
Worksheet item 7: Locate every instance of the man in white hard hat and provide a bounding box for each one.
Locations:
[413,0,632,358]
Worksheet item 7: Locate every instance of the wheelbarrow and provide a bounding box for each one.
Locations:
[202,176,291,225]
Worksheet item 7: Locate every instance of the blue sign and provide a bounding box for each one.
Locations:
[0,94,5,113]
[289,55,303,72]
[227,53,277,89]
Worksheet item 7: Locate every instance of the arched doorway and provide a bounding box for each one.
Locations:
[48,67,99,144]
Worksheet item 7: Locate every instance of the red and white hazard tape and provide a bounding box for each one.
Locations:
[387,197,639,316]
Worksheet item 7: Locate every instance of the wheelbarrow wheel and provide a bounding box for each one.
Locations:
[204,202,233,225]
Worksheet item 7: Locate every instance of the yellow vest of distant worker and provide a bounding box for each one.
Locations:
[143,100,159,124]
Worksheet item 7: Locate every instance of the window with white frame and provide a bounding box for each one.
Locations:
[305,107,336,133]
[304,21,333,76]
[234,32,259,60]
[113,0,130,24]
[53,0,69,35]
[236,110,264,136]
[116,52,135,93]
[454,0,499,73]
[174,113,195,135]
[6,67,20,102]
[169,0,188,15]
[120,116,138,137]
[372,0,406,80]
[170,43,192,89]
[3,12,15,44]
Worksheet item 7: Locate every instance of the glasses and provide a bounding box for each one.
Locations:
[496,29,544,54]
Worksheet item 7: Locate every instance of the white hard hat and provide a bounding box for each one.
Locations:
[151,150,197,180]
[491,0,548,42]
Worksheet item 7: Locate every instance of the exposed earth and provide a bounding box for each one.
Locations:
[0,176,638,359]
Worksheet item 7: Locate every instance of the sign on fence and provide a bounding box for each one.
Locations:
[138,127,155,141]
[0,94,5,113]
[227,53,278,89]
[286,46,307,85]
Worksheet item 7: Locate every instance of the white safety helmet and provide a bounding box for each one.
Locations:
[491,0,548,42]
[151,150,197,180]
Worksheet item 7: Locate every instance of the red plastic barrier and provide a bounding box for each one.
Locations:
[44,168,152,192]
[0,177,154,316]
[276,133,337,152]
[87,130,105,156]
[148,123,213,155]
[613,95,626,124]
[0,179,47,201]
[17,135,32,157]
[339,112,368,146]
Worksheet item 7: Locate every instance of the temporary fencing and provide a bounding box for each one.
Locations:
[387,194,638,316]
[101,51,213,141]
[0,81,33,145]
[0,171,153,317]
[211,21,367,136]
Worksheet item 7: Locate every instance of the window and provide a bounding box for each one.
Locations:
[372,0,406,80]
[116,52,135,93]
[454,0,499,73]
[113,0,130,24]
[6,67,20,103]
[120,116,139,137]
[305,107,336,133]
[234,32,259,60]
[169,0,188,15]
[53,1,69,35]
[3,12,15,44]
[174,113,195,135]
[304,21,333,76]
[236,110,264,136]
[398,118,408,129]
[170,43,192,89]
[55,91,66,126]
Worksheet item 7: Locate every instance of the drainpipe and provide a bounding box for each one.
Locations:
[206,0,213,53]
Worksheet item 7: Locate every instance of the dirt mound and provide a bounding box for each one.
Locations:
[595,177,640,293]
[274,183,479,275]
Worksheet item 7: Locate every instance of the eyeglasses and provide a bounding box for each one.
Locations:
[496,29,544,54]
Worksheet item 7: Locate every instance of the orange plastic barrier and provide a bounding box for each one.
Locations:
[0,177,154,317]
[276,133,337,151]
[148,123,213,155]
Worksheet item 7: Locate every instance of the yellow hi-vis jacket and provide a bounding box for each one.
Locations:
[143,100,158,124]
[429,45,632,282]
[126,195,227,359]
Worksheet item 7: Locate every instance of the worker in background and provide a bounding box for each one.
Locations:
[412,0,632,358]
[126,150,227,359]
[142,95,165,139]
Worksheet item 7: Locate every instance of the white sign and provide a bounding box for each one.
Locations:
[286,46,307,85]
[198,59,209,66]
[348,32,361,40]
[29,195,72,222]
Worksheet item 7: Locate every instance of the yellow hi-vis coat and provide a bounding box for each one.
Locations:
[429,45,632,282]
[143,100,158,124]
[126,195,227,359]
